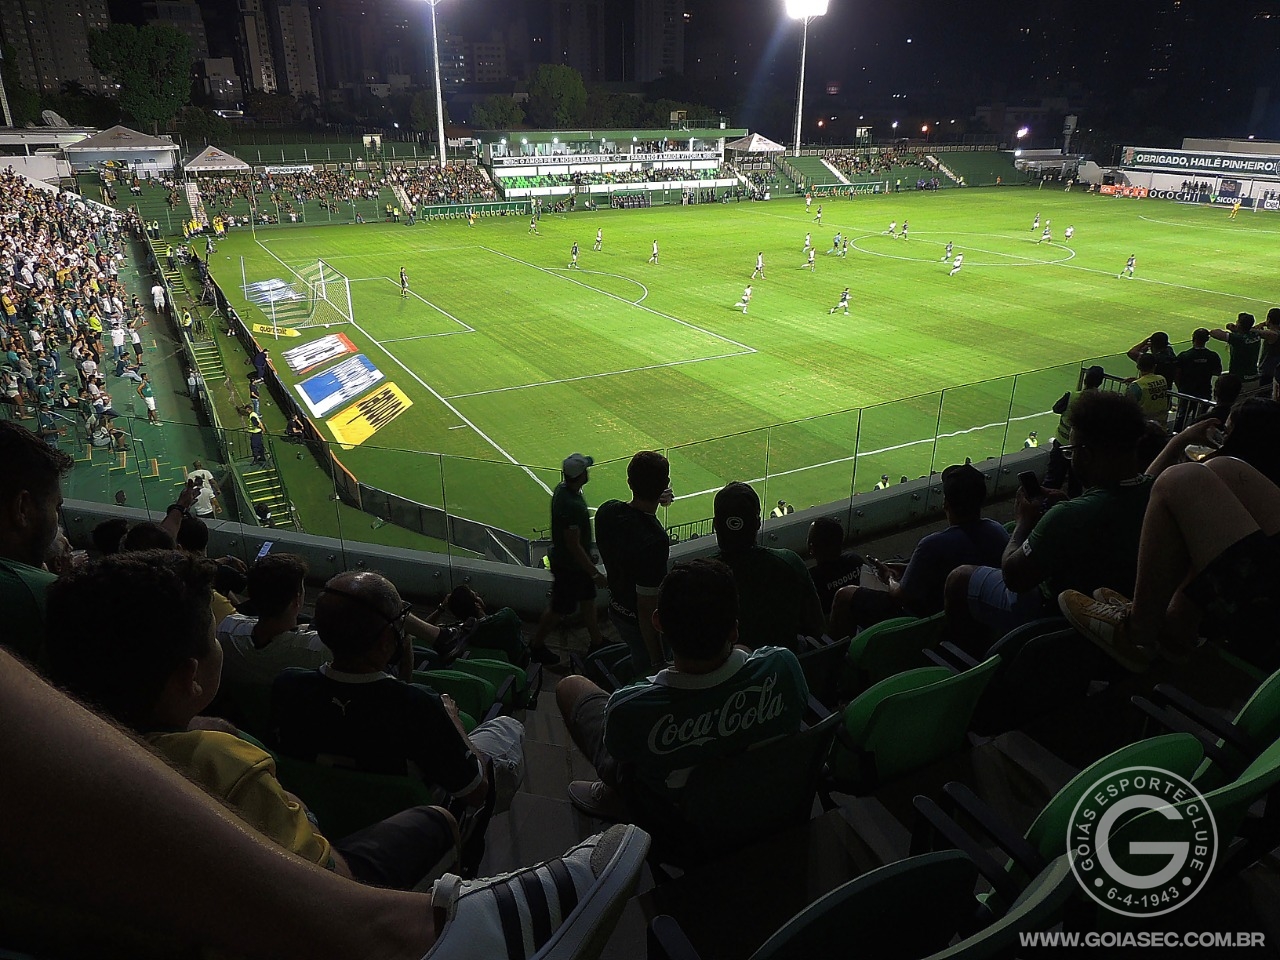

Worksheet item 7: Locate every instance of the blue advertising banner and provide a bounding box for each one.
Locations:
[296,354,384,418]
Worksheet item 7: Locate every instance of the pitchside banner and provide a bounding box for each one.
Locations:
[296,354,384,418]
[328,382,413,448]
[282,333,357,375]
[1122,147,1280,176]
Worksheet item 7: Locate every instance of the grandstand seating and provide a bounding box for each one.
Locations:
[932,150,1028,187]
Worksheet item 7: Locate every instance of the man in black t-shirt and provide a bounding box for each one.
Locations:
[595,451,673,672]
[272,571,525,816]
[806,517,862,625]
[1174,328,1223,429]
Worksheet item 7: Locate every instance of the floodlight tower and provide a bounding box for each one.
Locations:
[419,0,449,171]
[785,0,830,157]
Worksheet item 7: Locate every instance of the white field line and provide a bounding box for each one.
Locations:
[446,350,752,399]
[479,246,759,355]
[671,410,1050,503]
[369,276,474,332]
[252,239,553,496]
[545,267,649,303]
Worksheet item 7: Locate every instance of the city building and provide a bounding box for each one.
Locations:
[470,39,507,84]
[269,0,319,98]
[196,56,243,105]
[546,0,623,83]
[0,0,111,94]
[143,0,209,60]
[237,0,278,93]
[634,0,685,82]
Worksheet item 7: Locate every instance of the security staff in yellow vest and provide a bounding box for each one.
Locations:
[240,404,266,464]
[1126,353,1170,426]
[874,474,890,490]
[181,310,194,340]
[1023,431,1039,449]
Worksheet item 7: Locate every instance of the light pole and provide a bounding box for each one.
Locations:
[421,0,448,170]
[785,0,829,157]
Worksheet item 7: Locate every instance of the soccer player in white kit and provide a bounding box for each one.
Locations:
[949,253,964,276]
[805,248,816,271]
[752,253,765,279]
[1064,225,1074,241]
[886,221,897,237]
[734,285,753,313]
[803,232,812,252]
[593,228,602,251]
[649,240,659,264]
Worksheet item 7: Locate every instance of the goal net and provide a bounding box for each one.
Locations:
[297,259,354,328]
[241,258,354,334]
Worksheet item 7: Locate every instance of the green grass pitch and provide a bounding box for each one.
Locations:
[211,189,1274,536]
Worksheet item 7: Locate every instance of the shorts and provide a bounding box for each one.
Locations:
[566,690,618,786]
[144,397,156,411]
[333,804,458,891]
[966,565,1049,635]
[1184,530,1280,637]
[550,562,596,615]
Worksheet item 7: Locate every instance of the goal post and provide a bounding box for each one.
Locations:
[239,257,354,337]
[296,258,354,329]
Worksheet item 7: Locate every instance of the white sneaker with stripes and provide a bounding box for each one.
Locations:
[424,823,650,960]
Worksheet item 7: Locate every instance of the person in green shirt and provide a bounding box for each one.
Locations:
[137,371,158,424]
[531,453,608,655]
[0,420,73,666]
[710,481,824,650]
[1210,313,1264,382]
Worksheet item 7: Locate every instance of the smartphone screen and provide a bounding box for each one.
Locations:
[255,541,274,562]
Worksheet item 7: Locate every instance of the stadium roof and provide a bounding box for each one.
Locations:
[64,125,178,153]
[725,133,787,154]
[185,145,251,173]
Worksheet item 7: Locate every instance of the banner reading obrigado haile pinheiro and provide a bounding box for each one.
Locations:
[1122,147,1280,176]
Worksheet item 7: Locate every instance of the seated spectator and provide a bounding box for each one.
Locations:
[1059,455,1280,672]
[90,517,129,556]
[0,421,73,666]
[1195,373,1242,425]
[120,521,177,552]
[832,463,1007,633]
[272,571,525,816]
[0,641,645,960]
[44,550,461,891]
[556,558,809,826]
[945,392,1151,639]
[284,413,307,441]
[176,515,210,555]
[442,583,533,668]
[1046,365,1105,491]
[711,481,824,649]
[806,517,863,625]
[217,553,332,686]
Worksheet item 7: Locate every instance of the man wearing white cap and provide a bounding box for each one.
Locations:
[532,452,608,655]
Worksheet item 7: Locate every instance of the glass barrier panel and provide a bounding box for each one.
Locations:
[759,408,862,518]
[441,453,559,563]
[1008,362,1082,456]
[850,392,944,494]
[331,442,452,555]
[663,427,771,532]
[931,377,1018,493]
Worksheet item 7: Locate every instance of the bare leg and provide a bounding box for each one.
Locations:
[580,597,604,647]
[531,604,561,648]
[0,649,434,960]
[1130,461,1280,647]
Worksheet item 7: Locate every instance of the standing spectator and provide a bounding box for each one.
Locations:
[1258,308,1280,392]
[531,453,608,654]
[136,371,159,425]
[0,421,72,666]
[594,451,674,671]
[1127,353,1170,428]
[1173,328,1222,429]
[1127,331,1179,385]
[188,459,221,519]
[711,481,824,649]
[1210,313,1263,386]
[150,281,165,314]
[253,346,269,381]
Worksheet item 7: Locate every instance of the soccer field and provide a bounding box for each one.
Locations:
[210,189,1274,535]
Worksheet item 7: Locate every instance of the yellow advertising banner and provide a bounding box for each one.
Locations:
[327,382,413,448]
[251,323,302,338]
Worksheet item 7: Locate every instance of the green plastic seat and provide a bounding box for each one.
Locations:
[840,613,948,697]
[412,669,497,731]
[973,626,1090,734]
[796,636,851,709]
[1193,666,1280,789]
[930,854,1076,960]
[274,755,442,841]
[830,656,1001,791]
[447,657,528,710]
[640,713,842,868]
[649,850,979,960]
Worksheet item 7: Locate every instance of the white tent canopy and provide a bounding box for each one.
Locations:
[724,133,787,154]
[62,125,179,175]
[185,145,251,174]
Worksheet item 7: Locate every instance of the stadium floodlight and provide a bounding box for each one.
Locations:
[417,0,449,171]
[785,0,830,157]
[1017,126,1030,140]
